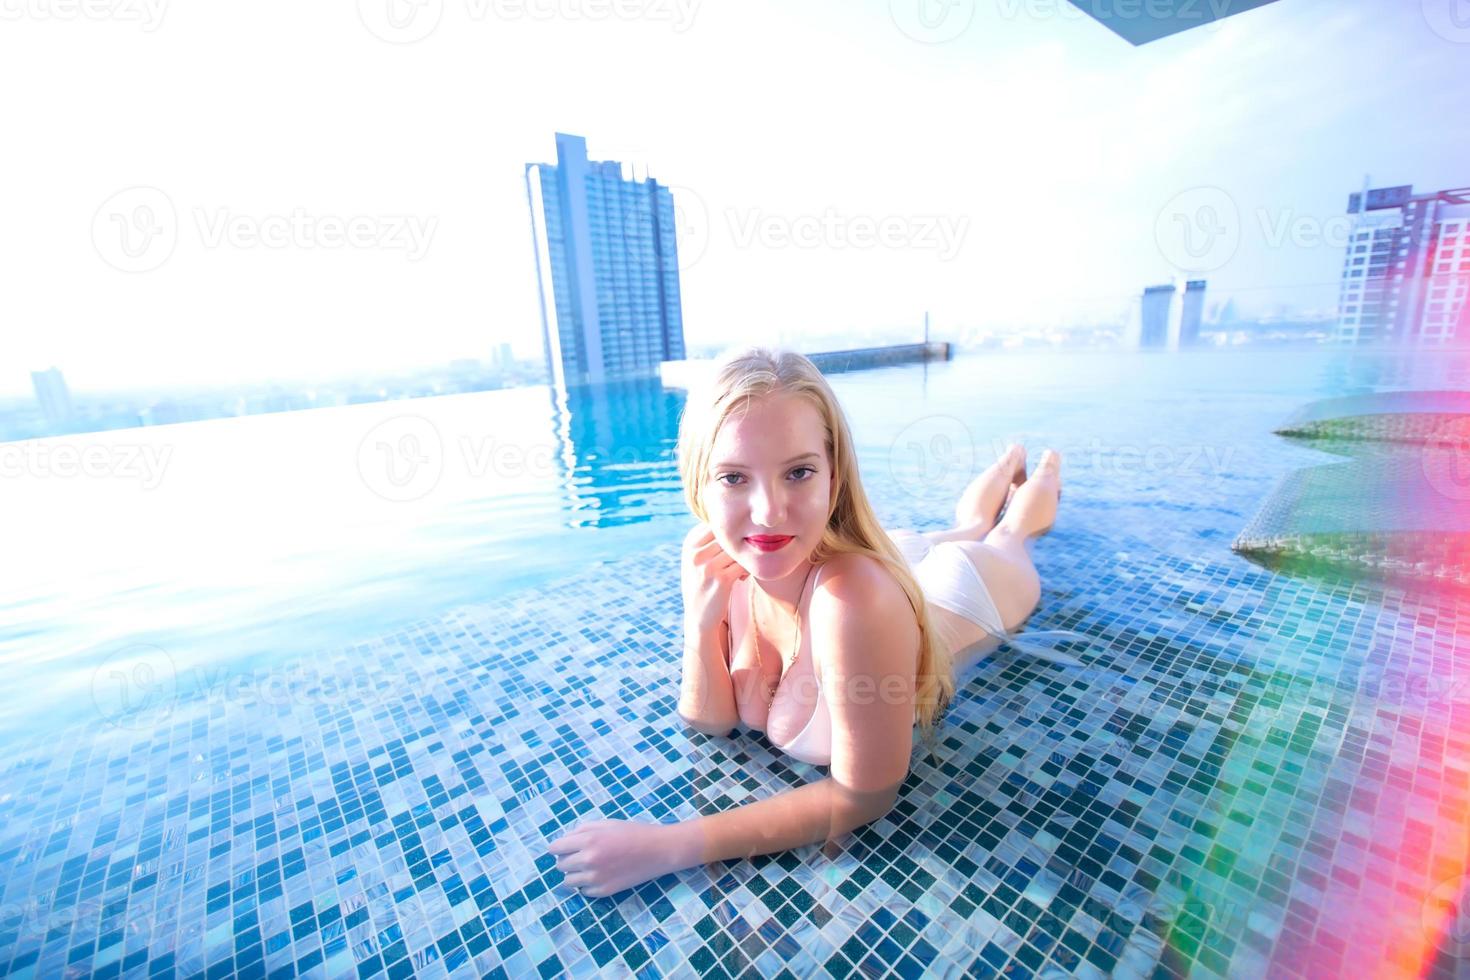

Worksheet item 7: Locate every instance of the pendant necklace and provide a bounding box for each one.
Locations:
[750,562,816,711]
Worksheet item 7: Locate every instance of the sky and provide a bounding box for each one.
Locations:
[0,0,1464,395]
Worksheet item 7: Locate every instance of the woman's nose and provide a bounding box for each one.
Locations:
[749,481,785,525]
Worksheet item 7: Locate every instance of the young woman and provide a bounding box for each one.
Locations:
[549,347,1085,897]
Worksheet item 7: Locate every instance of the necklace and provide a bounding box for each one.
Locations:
[749,562,816,711]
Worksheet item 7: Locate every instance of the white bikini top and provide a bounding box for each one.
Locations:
[728,563,836,766]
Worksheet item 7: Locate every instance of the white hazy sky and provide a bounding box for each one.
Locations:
[0,0,1464,395]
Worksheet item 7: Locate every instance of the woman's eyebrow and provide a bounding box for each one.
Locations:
[712,452,820,469]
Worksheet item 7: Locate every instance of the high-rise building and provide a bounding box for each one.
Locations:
[30,367,73,427]
[1178,280,1206,348]
[1335,184,1470,347]
[525,133,686,388]
[1136,285,1175,349]
[1131,279,1206,349]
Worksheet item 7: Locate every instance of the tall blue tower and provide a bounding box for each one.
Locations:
[525,133,686,388]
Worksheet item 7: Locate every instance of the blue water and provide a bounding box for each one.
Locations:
[3,345,1462,741]
[4,343,1469,979]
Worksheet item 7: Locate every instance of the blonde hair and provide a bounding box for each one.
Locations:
[675,346,955,752]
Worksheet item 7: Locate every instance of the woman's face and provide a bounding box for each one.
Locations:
[701,392,833,581]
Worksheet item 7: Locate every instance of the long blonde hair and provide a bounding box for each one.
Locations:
[675,346,955,749]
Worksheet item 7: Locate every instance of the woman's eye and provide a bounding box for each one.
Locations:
[716,467,814,488]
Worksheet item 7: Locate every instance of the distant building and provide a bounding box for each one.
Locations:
[525,133,686,388]
[1335,184,1470,347]
[1131,280,1207,349]
[1137,285,1175,348]
[30,367,73,427]
[1178,280,1206,348]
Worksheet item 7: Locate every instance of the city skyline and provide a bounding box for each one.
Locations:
[1,1,1465,397]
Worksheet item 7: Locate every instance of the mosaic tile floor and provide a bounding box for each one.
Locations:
[5,350,1470,979]
[4,494,1469,978]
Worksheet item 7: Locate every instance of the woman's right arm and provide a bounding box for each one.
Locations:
[678,615,737,736]
[677,524,743,736]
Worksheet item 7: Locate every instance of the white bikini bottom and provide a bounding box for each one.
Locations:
[888,530,1093,669]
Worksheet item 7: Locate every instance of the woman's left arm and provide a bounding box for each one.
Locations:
[549,557,919,896]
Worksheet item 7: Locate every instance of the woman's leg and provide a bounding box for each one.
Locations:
[915,444,1026,548]
[951,449,1062,641]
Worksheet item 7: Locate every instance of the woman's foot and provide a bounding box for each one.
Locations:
[953,444,1026,533]
[996,449,1061,539]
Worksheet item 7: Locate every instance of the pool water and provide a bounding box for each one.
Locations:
[2,346,1468,978]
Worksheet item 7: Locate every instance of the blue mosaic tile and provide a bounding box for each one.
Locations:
[4,352,1470,979]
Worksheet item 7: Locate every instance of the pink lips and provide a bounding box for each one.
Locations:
[747,535,793,552]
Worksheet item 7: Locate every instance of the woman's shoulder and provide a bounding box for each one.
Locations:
[813,552,910,612]
[810,552,921,666]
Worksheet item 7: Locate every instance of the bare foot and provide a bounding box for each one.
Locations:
[953,444,1026,532]
[997,449,1061,539]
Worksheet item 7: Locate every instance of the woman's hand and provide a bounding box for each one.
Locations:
[681,523,749,633]
[548,818,696,897]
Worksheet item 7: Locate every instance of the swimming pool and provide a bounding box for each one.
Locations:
[2,346,1467,977]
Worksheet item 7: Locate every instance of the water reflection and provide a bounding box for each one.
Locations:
[545,378,687,528]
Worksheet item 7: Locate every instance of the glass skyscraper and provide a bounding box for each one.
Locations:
[525,133,686,388]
